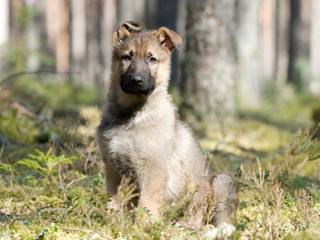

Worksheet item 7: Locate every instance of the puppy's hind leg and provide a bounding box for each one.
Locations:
[211,174,238,226]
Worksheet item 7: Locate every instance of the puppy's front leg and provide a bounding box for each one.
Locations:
[138,170,167,218]
[105,163,121,209]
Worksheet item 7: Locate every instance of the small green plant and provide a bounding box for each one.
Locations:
[92,173,105,187]
[272,127,320,189]
[17,149,78,185]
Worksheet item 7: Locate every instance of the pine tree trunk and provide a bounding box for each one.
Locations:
[26,0,44,71]
[70,0,86,83]
[275,0,290,85]
[117,0,145,23]
[156,0,179,83]
[56,0,70,73]
[260,0,276,82]
[46,0,59,55]
[310,0,320,93]
[180,0,236,124]
[100,0,117,87]
[288,0,311,89]
[0,0,9,47]
[86,0,102,86]
[0,0,9,77]
[236,0,261,109]
[288,0,301,85]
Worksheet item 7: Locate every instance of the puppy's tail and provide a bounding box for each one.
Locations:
[211,173,238,226]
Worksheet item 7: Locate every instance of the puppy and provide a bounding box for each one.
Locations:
[97,21,237,226]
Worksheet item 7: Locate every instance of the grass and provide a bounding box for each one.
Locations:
[1,78,320,239]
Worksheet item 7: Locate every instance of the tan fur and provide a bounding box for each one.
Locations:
[97,22,238,225]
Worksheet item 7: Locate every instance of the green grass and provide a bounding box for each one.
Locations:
[1,80,320,239]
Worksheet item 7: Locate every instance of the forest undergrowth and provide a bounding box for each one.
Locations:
[1,78,320,240]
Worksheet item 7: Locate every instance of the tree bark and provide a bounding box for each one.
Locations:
[260,0,276,82]
[236,0,261,109]
[45,0,59,57]
[117,0,145,24]
[25,0,44,71]
[100,0,117,86]
[275,0,290,85]
[288,0,301,85]
[56,0,70,73]
[310,0,320,93]
[70,0,86,83]
[0,0,10,77]
[180,0,236,124]
[86,0,103,86]
[145,0,158,29]
[156,0,179,83]
[0,0,9,47]
[288,0,311,89]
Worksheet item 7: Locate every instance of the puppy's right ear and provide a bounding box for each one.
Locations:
[113,21,144,47]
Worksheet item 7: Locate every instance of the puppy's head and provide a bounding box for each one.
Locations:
[112,21,183,96]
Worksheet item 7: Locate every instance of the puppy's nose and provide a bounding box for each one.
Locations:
[131,75,144,85]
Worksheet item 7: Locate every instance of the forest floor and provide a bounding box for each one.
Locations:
[1,77,320,240]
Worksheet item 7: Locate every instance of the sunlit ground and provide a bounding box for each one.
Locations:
[1,77,320,239]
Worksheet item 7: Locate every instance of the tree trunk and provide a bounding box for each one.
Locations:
[86,0,103,86]
[288,0,311,89]
[56,0,70,73]
[0,0,9,47]
[117,0,145,24]
[45,0,59,55]
[235,0,261,109]
[288,0,301,85]
[25,0,44,71]
[176,0,187,87]
[180,0,236,125]
[260,0,276,82]
[156,0,179,83]
[275,0,290,85]
[70,0,86,83]
[310,0,320,93]
[0,0,10,77]
[100,0,117,87]
[145,0,158,29]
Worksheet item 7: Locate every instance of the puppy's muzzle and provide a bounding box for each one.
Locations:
[121,74,155,95]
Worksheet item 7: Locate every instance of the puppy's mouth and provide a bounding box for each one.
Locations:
[120,75,155,95]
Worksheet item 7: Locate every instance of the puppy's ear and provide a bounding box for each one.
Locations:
[155,27,183,54]
[113,21,144,47]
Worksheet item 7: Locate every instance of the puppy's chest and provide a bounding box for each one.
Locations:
[106,122,172,169]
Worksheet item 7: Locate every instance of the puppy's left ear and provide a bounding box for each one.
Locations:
[113,21,144,47]
[155,27,183,54]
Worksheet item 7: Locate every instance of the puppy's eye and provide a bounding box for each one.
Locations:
[123,55,132,62]
[149,56,158,63]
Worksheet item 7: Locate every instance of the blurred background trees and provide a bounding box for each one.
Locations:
[1,2,320,239]
[0,0,319,124]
